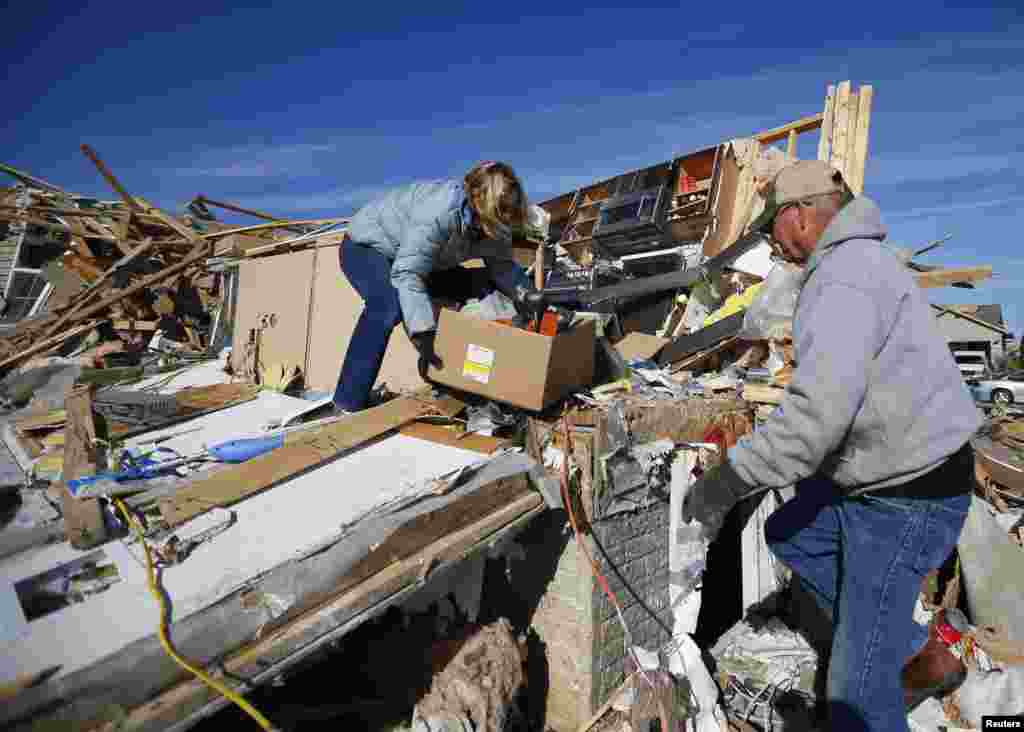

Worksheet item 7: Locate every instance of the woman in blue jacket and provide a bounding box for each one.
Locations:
[333,161,538,413]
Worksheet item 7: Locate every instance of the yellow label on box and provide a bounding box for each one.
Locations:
[463,344,495,384]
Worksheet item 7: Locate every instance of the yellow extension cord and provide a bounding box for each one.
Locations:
[112,498,277,730]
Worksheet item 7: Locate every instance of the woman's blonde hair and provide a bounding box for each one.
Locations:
[464,161,527,240]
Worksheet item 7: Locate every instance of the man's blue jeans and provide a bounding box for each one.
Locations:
[765,450,972,732]
[333,240,494,411]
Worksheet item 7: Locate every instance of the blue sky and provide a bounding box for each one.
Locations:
[5,2,1023,336]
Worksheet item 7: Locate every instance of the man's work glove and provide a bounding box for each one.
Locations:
[411,331,442,380]
[681,460,753,543]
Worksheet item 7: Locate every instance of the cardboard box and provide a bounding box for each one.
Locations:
[429,309,596,411]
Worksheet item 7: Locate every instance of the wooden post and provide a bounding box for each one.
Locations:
[786,129,798,160]
[59,385,107,550]
[830,81,852,179]
[80,144,143,212]
[845,88,861,185]
[849,85,874,195]
[535,242,545,290]
[818,84,836,162]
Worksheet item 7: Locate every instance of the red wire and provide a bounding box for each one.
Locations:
[560,417,623,612]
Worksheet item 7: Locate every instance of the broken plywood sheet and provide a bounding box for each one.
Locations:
[159,395,454,526]
[0,433,488,686]
[231,249,317,381]
[304,245,424,394]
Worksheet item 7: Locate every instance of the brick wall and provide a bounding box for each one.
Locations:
[591,503,674,709]
[524,398,754,731]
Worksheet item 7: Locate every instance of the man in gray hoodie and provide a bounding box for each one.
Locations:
[682,161,981,731]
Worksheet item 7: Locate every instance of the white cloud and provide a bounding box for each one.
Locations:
[236,183,396,213]
[171,142,337,178]
[887,194,1024,222]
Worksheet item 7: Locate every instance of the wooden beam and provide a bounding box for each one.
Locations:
[931,303,1008,335]
[195,195,288,223]
[915,266,992,289]
[830,81,853,180]
[818,84,836,162]
[159,394,462,526]
[197,218,348,240]
[754,113,824,145]
[80,144,143,212]
[848,85,874,195]
[58,386,108,550]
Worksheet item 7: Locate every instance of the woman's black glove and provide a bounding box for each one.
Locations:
[508,284,547,328]
[411,331,442,380]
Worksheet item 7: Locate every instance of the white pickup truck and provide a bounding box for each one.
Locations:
[952,350,992,380]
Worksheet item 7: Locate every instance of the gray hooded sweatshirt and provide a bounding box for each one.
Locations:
[729,196,982,495]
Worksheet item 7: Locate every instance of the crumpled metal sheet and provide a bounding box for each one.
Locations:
[600,439,675,518]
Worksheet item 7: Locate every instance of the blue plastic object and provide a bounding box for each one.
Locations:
[67,434,286,496]
[205,434,285,463]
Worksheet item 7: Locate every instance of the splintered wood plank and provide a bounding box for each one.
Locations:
[849,85,874,194]
[59,386,108,549]
[173,383,262,411]
[914,266,992,289]
[818,84,836,162]
[398,421,512,454]
[830,81,852,180]
[845,88,861,186]
[159,395,456,526]
[80,144,143,212]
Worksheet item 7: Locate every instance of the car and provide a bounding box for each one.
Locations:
[967,370,1024,406]
[953,350,993,380]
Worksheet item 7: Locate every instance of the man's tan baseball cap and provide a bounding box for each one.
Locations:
[750,160,852,234]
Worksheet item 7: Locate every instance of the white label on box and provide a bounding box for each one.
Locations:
[463,344,495,384]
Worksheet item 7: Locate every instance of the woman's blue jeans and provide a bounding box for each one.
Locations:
[333,240,493,411]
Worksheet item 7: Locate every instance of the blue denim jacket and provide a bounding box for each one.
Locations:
[346,179,529,336]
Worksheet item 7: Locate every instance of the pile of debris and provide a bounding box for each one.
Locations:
[0,77,1019,732]
[0,151,347,396]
